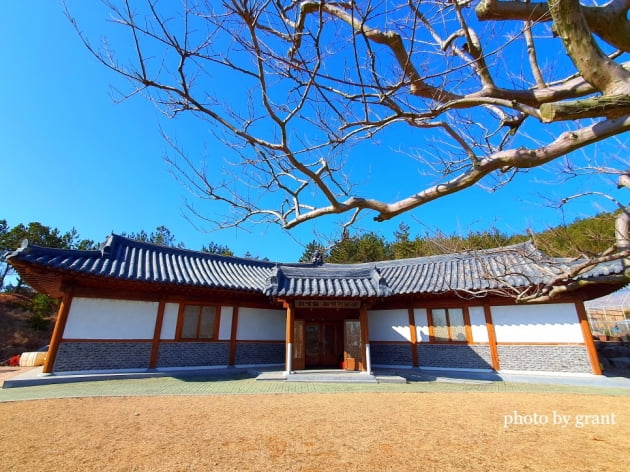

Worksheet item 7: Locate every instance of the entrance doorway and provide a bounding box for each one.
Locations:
[305,321,342,368]
[292,318,363,371]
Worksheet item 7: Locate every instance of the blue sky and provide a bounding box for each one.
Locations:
[1,1,628,262]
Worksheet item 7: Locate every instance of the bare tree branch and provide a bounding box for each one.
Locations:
[66,0,630,299]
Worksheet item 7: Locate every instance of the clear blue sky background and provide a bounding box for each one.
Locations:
[1,1,628,262]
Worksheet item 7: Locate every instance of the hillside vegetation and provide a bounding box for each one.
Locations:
[0,293,55,363]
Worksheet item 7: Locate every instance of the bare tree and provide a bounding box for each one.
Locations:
[67,0,630,291]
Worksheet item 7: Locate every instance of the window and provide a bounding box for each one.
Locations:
[430,308,468,342]
[179,304,217,340]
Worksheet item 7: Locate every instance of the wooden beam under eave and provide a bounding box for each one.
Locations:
[575,301,603,375]
[408,308,418,367]
[284,301,295,373]
[483,305,500,372]
[229,306,239,367]
[359,303,371,373]
[42,287,74,374]
[149,298,166,369]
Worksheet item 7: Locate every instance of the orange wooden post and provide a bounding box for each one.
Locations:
[483,305,500,371]
[42,288,74,374]
[359,304,371,373]
[575,301,602,375]
[149,299,166,369]
[463,306,474,343]
[427,309,435,343]
[408,308,418,367]
[229,306,239,367]
[284,301,294,374]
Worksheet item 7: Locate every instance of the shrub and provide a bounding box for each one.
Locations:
[27,294,56,331]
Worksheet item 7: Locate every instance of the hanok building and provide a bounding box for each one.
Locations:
[7,234,626,376]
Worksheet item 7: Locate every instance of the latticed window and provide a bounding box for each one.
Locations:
[179,304,217,340]
[430,308,467,342]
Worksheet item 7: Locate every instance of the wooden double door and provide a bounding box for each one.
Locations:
[293,319,363,370]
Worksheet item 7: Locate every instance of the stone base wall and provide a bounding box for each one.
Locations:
[417,344,494,370]
[371,343,413,366]
[235,342,284,365]
[497,344,592,373]
[52,341,594,374]
[54,342,152,372]
[157,342,230,368]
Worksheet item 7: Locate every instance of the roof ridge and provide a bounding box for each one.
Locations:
[107,233,277,267]
[373,240,540,268]
[7,238,103,260]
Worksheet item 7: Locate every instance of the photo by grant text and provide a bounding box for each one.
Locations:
[503,411,617,429]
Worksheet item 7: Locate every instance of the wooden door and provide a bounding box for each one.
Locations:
[344,319,363,371]
[305,321,341,367]
[293,319,305,370]
[305,323,321,367]
[320,322,339,366]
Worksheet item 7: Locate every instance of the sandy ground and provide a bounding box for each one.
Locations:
[0,391,627,472]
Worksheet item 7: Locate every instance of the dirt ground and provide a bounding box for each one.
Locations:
[0,392,627,472]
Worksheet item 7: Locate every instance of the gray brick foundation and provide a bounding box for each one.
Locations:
[371,343,413,366]
[54,342,152,372]
[235,342,284,365]
[157,342,230,368]
[497,344,592,373]
[417,344,494,370]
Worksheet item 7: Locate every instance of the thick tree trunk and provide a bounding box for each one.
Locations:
[548,0,630,95]
[540,94,630,122]
[476,0,630,52]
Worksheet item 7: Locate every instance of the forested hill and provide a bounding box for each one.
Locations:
[299,212,618,264]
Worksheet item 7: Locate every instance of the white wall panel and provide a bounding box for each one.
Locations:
[65,297,158,340]
[469,306,489,343]
[492,303,583,343]
[414,308,429,342]
[160,303,179,340]
[368,309,411,342]
[237,307,285,341]
[219,306,233,340]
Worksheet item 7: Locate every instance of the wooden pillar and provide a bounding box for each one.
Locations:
[426,309,435,343]
[360,303,371,373]
[575,301,602,375]
[149,299,166,369]
[463,306,473,342]
[284,301,294,374]
[483,305,500,372]
[229,306,239,367]
[408,308,419,367]
[42,288,74,374]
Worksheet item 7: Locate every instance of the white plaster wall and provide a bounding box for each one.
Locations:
[160,303,179,340]
[414,308,430,342]
[65,297,158,340]
[368,309,411,342]
[469,306,489,343]
[219,306,233,340]
[492,303,583,343]
[236,308,285,341]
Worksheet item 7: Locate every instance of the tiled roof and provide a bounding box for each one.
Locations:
[8,234,275,293]
[7,234,626,299]
[375,242,557,294]
[265,265,392,298]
